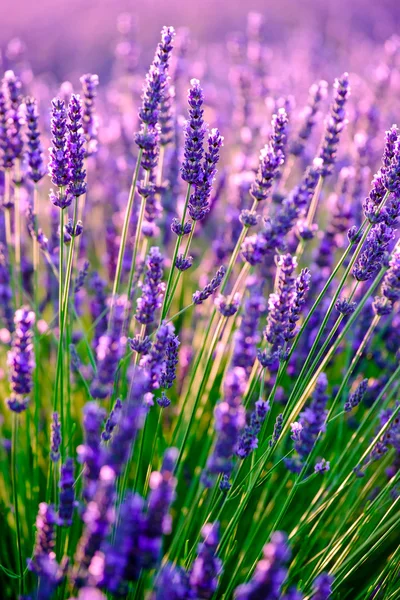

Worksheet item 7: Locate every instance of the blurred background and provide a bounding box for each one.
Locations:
[0,0,400,82]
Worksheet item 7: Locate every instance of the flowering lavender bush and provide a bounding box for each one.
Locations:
[0,12,399,600]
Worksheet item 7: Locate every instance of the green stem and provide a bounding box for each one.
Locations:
[12,414,24,597]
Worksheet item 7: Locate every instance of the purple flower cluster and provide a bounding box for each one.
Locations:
[236,399,270,458]
[135,247,165,326]
[265,254,297,350]
[344,379,368,412]
[80,73,99,154]
[0,71,23,169]
[181,78,207,185]
[291,80,328,157]
[193,266,226,304]
[66,94,87,197]
[24,96,46,182]
[50,411,61,462]
[234,531,291,600]
[7,306,35,413]
[352,223,394,281]
[311,573,334,599]
[140,321,175,390]
[286,373,329,473]
[232,294,266,373]
[91,295,127,399]
[58,457,75,526]
[190,523,222,599]
[77,402,106,502]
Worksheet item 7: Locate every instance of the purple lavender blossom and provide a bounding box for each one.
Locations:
[311,573,334,599]
[75,260,90,295]
[140,322,174,390]
[50,412,61,462]
[286,373,329,473]
[29,502,58,574]
[1,71,23,169]
[215,292,240,317]
[7,306,35,413]
[250,142,284,202]
[89,272,108,346]
[77,402,106,502]
[136,125,160,172]
[91,295,127,399]
[101,398,122,442]
[234,531,291,600]
[204,367,246,483]
[318,73,350,177]
[188,128,223,221]
[157,391,171,407]
[383,134,400,194]
[314,459,330,473]
[49,98,71,208]
[58,458,75,526]
[270,413,284,447]
[236,399,270,458]
[80,73,99,154]
[285,268,311,340]
[181,79,207,185]
[376,248,400,310]
[171,218,192,236]
[232,295,266,373]
[129,334,152,355]
[24,96,46,182]
[155,564,191,599]
[344,379,368,412]
[189,523,221,598]
[335,298,357,316]
[0,243,14,332]
[160,331,180,389]
[270,108,289,159]
[138,26,175,127]
[73,466,116,588]
[94,493,145,594]
[66,94,87,197]
[103,368,148,476]
[142,184,162,238]
[135,247,164,326]
[291,80,328,157]
[352,223,394,281]
[159,83,175,146]
[193,266,226,304]
[175,254,193,271]
[139,447,178,569]
[265,254,297,350]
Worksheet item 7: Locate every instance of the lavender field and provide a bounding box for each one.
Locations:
[0,2,400,599]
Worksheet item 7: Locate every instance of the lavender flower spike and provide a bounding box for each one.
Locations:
[250,142,284,202]
[7,306,36,413]
[285,373,329,473]
[58,458,75,526]
[285,268,311,340]
[28,502,58,575]
[318,73,350,177]
[181,78,207,185]
[24,96,46,182]
[265,254,297,350]
[236,399,270,459]
[49,98,71,209]
[135,247,165,326]
[140,447,178,569]
[193,266,226,304]
[344,379,368,412]
[232,294,266,374]
[190,523,222,599]
[352,222,394,282]
[77,402,106,502]
[188,128,224,221]
[234,531,291,600]
[101,398,122,442]
[91,295,128,399]
[1,71,23,169]
[311,573,334,599]
[160,331,180,389]
[66,94,87,197]
[376,248,400,312]
[140,322,174,390]
[50,412,62,462]
[80,73,99,154]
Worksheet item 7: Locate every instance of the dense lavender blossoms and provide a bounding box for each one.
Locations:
[73,466,116,588]
[49,98,71,207]
[50,412,61,462]
[24,97,46,182]
[234,531,291,599]
[140,322,174,390]
[236,399,270,458]
[160,331,180,389]
[190,523,221,599]
[139,447,178,569]
[91,295,127,399]
[58,458,75,526]
[135,247,165,325]
[377,248,400,310]
[80,73,99,154]
[311,573,334,599]
[193,266,225,304]
[0,244,14,332]
[103,368,148,476]
[352,223,394,281]
[250,142,284,202]
[1,71,23,169]
[204,367,246,484]
[265,254,297,349]
[285,268,311,340]
[77,402,106,502]
[66,94,87,197]
[318,73,350,177]
[345,379,368,412]
[188,128,223,221]
[181,79,207,184]
[154,564,191,599]
[101,398,122,442]
[29,502,58,574]
[286,373,329,473]
[232,295,266,373]
[291,80,328,156]
[7,306,35,412]
[138,26,175,127]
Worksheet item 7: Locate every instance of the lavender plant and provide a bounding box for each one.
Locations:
[0,13,399,600]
